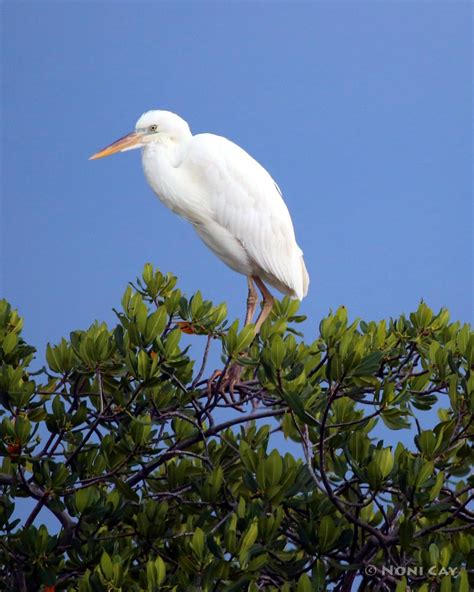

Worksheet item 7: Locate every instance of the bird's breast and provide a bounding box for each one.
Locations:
[141,144,208,224]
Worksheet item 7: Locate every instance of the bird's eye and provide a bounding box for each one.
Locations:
[149,125,158,133]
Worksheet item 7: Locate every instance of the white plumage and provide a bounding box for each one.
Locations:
[91,110,309,330]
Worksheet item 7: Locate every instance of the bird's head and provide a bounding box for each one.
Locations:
[90,110,191,160]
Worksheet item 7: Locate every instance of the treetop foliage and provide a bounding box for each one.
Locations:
[0,264,472,591]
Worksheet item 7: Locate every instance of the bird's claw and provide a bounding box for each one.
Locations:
[207,364,244,408]
[221,363,243,400]
[206,369,222,397]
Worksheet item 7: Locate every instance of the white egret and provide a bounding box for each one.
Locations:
[90,110,309,331]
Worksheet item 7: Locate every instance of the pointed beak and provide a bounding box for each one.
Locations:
[89,131,144,160]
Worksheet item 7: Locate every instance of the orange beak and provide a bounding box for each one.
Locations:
[89,131,144,160]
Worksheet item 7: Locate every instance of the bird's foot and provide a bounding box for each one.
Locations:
[221,363,243,401]
[207,364,244,408]
[206,369,222,397]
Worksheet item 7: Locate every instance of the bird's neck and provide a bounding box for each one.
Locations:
[141,138,191,211]
[143,135,190,168]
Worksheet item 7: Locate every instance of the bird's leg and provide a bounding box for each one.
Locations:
[207,368,241,408]
[253,276,275,333]
[219,278,274,404]
[249,277,274,410]
[218,277,259,401]
[244,276,259,326]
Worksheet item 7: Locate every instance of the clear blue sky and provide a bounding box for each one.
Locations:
[2,1,472,357]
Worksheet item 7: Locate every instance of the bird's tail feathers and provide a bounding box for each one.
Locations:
[300,257,309,299]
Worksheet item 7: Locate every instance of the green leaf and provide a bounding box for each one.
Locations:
[164,328,181,357]
[100,551,113,580]
[224,515,238,553]
[112,476,139,502]
[2,332,18,355]
[416,461,434,489]
[208,466,224,496]
[395,577,407,592]
[416,430,436,457]
[380,408,411,430]
[75,487,94,513]
[191,527,205,560]
[137,350,151,379]
[266,450,283,486]
[375,448,393,479]
[236,325,255,352]
[428,471,444,501]
[458,568,469,592]
[270,335,286,368]
[328,352,343,381]
[14,416,30,444]
[27,407,47,422]
[439,544,451,568]
[318,515,337,551]
[280,390,319,427]
[247,553,268,572]
[399,519,414,550]
[46,343,60,373]
[190,291,203,317]
[239,440,257,472]
[348,431,370,464]
[297,573,312,592]
[155,556,166,585]
[145,307,167,342]
[439,575,451,592]
[429,543,439,565]
[351,352,383,376]
[146,560,157,588]
[239,520,258,564]
[52,396,66,422]
[224,320,239,355]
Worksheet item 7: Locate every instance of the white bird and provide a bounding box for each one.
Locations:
[90,110,309,331]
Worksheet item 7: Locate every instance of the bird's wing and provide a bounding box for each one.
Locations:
[183,133,308,299]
